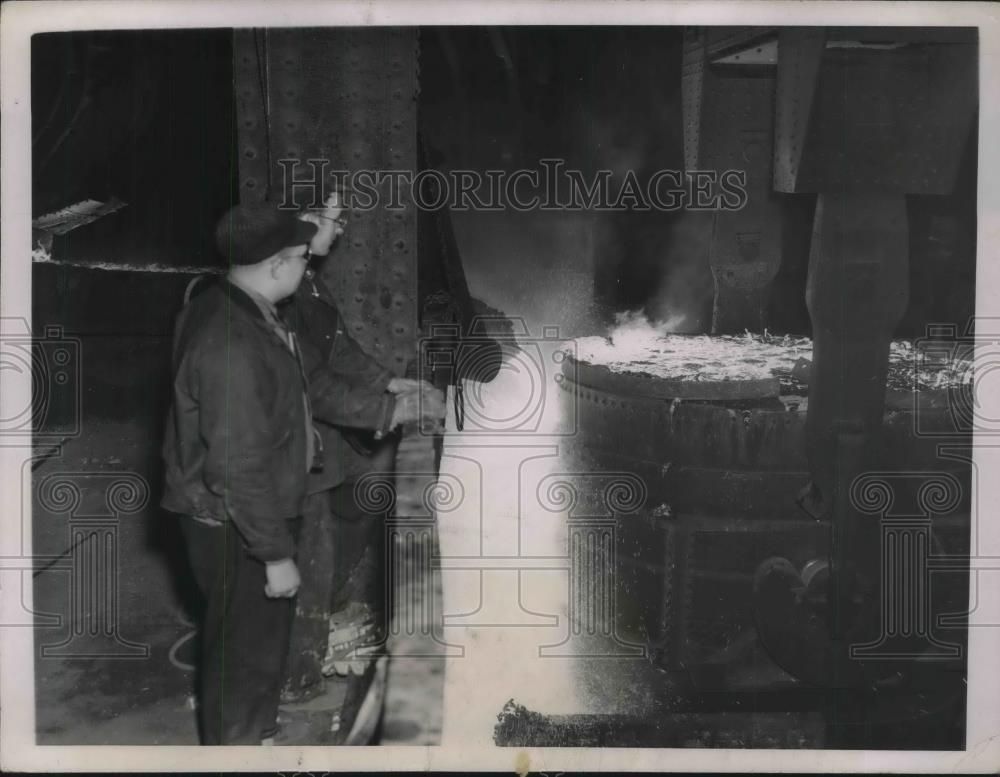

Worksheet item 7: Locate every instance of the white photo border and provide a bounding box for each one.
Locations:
[2,0,998,772]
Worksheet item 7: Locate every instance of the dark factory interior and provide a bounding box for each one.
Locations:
[28,26,978,748]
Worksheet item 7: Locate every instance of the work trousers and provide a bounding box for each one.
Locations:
[180,515,299,745]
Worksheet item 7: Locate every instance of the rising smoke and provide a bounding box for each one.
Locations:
[422,28,718,339]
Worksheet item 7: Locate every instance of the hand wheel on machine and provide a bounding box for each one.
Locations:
[752,555,884,689]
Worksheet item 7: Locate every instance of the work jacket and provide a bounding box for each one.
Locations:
[282,270,396,493]
[161,280,310,562]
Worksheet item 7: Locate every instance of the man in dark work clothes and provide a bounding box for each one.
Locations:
[170,195,443,743]
[162,204,319,745]
[279,195,445,738]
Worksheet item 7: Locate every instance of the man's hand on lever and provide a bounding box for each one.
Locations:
[387,378,446,434]
[386,377,435,396]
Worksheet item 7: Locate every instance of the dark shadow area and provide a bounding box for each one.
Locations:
[32,29,236,266]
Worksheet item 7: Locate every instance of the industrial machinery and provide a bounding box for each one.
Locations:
[556,26,977,748]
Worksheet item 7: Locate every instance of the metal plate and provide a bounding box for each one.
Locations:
[791,43,977,193]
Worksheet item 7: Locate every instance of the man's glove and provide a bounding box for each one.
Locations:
[387,378,446,433]
[386,377,432,396]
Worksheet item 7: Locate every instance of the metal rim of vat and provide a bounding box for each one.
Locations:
[561,351,962,412]
[561,352,781,403]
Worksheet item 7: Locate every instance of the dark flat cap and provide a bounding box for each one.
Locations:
[214,203,319,266]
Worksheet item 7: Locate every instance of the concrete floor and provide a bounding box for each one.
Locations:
[34,529,446,746]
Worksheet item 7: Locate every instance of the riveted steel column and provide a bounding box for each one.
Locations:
[772,29,824,193]
[681,29,705,174]
[804,195,910,477]
[793,36,977,505]
[233,30,271,203]
[684,28,785,334]
[234,27,419,375]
